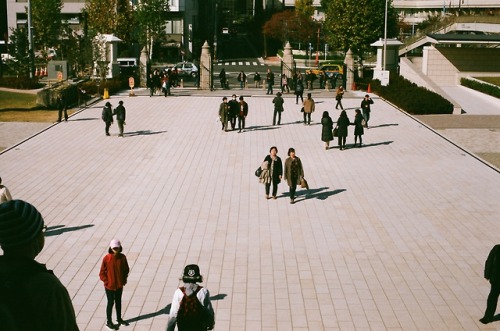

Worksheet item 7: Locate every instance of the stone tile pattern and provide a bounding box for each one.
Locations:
[1,94,499,331]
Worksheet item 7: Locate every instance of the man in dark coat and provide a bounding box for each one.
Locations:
[361,94,374,128]
[272,92,284,126]
[266,68,274,95]
[228,94,239,130]
[480,244,500,324]
[57,93,68,122]
[102,102,113,136]
[113,101,126,137]
[237,96,248,133]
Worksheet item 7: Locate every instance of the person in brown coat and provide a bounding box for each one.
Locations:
[284,148,304,204]
[302,93,315,125]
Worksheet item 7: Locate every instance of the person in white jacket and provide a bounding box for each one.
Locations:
[166,264,215,331]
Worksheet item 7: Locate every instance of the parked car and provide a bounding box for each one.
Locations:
[310,63,343,79]
[170,62,198,77]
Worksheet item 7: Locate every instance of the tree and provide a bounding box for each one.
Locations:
[30,0,63,52]
[263,10,318,47]
[321,0,399,59]
[8,27,31,77]
[295,0,314,18]
[133,0,170,62]
[84,0,118,36]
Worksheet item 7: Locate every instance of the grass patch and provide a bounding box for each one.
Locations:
[0,90,75,122]
[474,77,500,86]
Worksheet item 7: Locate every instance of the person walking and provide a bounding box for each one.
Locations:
[228,94,239,130]
[281,73,290,93]
[480,244,500,324]
[254,72,261,88]
[295,73,304,104]
[336,110,350,150]
[101,102,113,136]
[237,71,246,89]
[219,68,227,89]
[218,97,230,132]
[260,146,283,200]
[303,93,315,125]
[148,73,155,97]
[99,239,130,330]
[57,93,68,122]
[361,94,374,128]
[321,111,334,150]
[266,68,274,95]
[353,108,364,147]
[335,86,344,110]
[284,148,304,204]
[0,200,79,331]
[113,101,126,137]
[237,96,248,133]
[0,176,12,203]
[272,92,284,125]
[166,264,215,331]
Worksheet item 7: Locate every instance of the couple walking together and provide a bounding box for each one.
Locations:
[259,146,305,204]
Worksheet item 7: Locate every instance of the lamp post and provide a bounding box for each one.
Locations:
[383,0,388,71]
[27,0,35,78]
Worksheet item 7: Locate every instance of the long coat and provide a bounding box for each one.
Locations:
[353,113,364,136]
[336,114,350,137]
[321,116,334,142]
[303,98,315,113]
[284,157,304,187]
[219,102,229,123]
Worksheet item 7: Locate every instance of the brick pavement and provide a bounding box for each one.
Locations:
[1,89,500,330]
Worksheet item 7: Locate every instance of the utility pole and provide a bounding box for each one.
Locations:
[315,27,320,66]
[27,0,35,78]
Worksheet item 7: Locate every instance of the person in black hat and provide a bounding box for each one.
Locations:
[101,102,113,136]
[0,200,79,331]
[166,264,215,331]
[480,244,500,324]
[113,100,126,137]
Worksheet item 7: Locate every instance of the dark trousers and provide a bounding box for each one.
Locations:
[105,121,112,135]
[355,135,363,145]
[338,135,347,149]
[484,282,500,319]
[105,287,123,323]
[303,112,311,125]
[238,116,245,131]
[117,120,124,136]
[267,82,273,94]
[58,108,68,122]
[335,99,343,110]
[265,181,278,197]
[273,110,282,125]
[362,110,370,127]
[230,116,237,129]
[289,178,298,199]
[295,93,303,104]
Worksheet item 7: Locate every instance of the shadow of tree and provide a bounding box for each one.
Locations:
[45,224,94,237]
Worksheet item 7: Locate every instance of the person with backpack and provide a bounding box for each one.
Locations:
[167,264,215,331]
[102,102,113,136]
[0,200,79,331]
[99,239,130,330]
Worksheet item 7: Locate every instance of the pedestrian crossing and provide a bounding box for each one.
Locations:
[215,61,264,66]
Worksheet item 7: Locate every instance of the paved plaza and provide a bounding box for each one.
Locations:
[1,88,500,330]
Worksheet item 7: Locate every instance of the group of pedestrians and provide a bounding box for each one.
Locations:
[258,146,305,204]
[218,94,248,133]
[101,101,126,137]
[148,68,178,97]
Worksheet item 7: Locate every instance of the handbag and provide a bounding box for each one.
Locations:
[333,126,339,137]
[255,167,262,177]
[361,119,366,127]
[300,177,309,190]
[300,107,304,113]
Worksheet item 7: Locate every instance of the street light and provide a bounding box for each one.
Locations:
[383,0,388,71]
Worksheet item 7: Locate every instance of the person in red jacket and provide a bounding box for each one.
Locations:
[99,239,130,330]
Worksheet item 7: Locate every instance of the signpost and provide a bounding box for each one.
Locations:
[128,77,135,96]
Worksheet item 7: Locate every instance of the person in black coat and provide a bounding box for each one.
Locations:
[336,110,350,150]
[321,111,334,150]
[272,92,284,126]
[361,94,374,128]
[113,101,126,137]
[57,93,68,122]
[352,108,364,147]
[262,146,283,199]
[102,102,113,136]
[228,94,239,130]
[480,244,500,324]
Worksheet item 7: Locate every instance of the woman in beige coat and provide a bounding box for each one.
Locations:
[284,148,304,204]
[302,93,315,125]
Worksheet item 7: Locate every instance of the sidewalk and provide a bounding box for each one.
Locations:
[1,90,500,330]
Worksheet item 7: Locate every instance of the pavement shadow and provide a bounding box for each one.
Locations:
[45,224,94,237]
[124,130,168,137]
[493,314,500,322]
[369,123,399,129]
[125,305,170,323]
[210,293,227,301]
[355,141,394,148]
[281,187,346,202]
[69,118,99,122]
[246,125,279,132]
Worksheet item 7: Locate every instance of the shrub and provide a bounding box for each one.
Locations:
[461,78,500,99]
[370,74,453,115]
[0,77,43,89]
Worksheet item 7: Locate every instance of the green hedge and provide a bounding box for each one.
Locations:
[370,74,453,115]
[461,78,500,99]
[0,77,43,90]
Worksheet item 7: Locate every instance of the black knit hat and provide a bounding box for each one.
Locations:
[181,264,203,283]
[0,200,45,249]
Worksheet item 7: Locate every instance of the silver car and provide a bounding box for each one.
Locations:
[171,62,198,77]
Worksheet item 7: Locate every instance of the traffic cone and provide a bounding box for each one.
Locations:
[103,88,109,99]
[43,67,47,76]
[367,83,372,93]
[35,68,39,76]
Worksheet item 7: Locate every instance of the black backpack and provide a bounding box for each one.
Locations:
[176,286,208,330]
